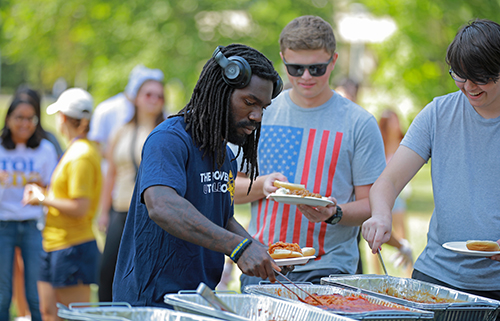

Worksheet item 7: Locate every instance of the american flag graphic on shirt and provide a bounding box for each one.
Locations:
[253,124,343,259]
[259,126,302,180]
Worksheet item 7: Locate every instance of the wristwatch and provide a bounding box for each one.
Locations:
[325,205,342,225]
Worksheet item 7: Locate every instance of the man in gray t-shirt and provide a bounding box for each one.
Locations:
[363,19,500,302]
[234,15,386,290]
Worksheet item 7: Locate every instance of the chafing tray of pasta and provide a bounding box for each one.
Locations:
[243,283,433,321]
[164,291,356,321]
[321,274,500,321]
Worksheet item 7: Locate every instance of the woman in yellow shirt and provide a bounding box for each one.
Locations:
[24,88,102,320]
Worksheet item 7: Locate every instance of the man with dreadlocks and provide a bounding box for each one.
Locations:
[113,44,283,307]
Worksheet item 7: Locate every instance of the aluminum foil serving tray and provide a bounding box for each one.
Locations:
[164,291,356,321]
[57,302,224,321]
[243,283,433,321]
[321,274,500,321]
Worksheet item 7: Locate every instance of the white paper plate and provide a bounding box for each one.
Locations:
[442,241,500,257]
[274,256,316,266]
[267,194,333,207]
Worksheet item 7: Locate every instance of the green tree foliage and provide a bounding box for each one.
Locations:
[0,0,332,109]
[5,0,498,115]
[358,0,500,113]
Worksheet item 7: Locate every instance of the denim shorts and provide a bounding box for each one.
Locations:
[39,240,100,287]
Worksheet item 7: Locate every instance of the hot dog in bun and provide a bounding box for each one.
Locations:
[466,240,500,252]
[273,180,306,191]
[268,241,316,259]
[273,180,322,199]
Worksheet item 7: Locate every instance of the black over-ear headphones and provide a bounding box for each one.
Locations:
[213,46,283,99]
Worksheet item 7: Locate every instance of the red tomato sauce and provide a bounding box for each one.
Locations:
[304,294,410,312]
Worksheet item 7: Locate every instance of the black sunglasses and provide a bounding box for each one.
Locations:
[283,56,333,77]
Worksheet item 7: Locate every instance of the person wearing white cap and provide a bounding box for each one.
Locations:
[23,87,102,319]
[88,64,164,154]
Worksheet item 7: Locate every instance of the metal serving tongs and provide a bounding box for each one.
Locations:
[377,249,389,275]
[273,269,323,305]
[196,282,235,313]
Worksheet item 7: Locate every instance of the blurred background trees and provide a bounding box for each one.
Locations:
[357,0,500,120]
[0,0,331,109]
[1,0,500,118]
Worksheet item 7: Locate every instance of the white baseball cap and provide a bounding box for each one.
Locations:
[46,88,93,119]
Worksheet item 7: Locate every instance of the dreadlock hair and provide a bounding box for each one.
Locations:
[171,43,280,191]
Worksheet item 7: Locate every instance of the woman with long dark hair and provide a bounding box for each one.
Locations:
[0,96,58,320]
[9,86,63,320]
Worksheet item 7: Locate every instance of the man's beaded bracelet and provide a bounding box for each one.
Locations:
[230,238,252,263]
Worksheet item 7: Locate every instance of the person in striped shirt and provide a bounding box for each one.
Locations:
[234,15,386,290]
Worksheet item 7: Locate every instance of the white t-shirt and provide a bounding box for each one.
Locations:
[0,139,58,221]
[88,93,134,147]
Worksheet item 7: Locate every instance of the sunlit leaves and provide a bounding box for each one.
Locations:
[1,0,332,109]
[358,0,500,113]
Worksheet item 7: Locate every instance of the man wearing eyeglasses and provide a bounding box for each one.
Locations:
[234,15,386,289]
[363,19,500,304]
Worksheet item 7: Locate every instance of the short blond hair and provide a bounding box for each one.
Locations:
[279,16,336,55]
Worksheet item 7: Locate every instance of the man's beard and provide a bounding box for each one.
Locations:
[228,120,255,146]
[227,112,258,146]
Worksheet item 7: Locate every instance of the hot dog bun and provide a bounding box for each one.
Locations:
[301,247,316,257]
[268,241,316,259]
[270,249,304,259]
[269,241,302,259]
[272,180,323,199]
[466,240,500,252]
[273,180,306,191]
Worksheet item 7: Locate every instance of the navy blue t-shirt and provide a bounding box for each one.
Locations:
[113,116,237,306]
